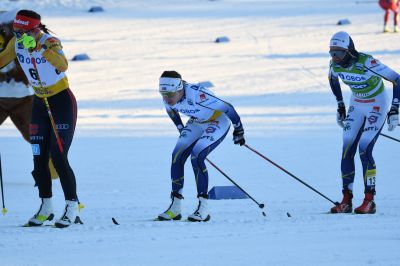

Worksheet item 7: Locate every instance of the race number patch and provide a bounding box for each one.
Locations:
[366,176,376,187]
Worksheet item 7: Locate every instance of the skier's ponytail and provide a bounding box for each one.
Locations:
[39,23,54,35]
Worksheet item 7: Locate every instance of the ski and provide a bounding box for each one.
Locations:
[21,223,56,228]
[152,217,207,222]
[21,216,83,228]
[153,218,189,222]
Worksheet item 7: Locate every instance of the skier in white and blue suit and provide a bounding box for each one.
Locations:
[157,71,245,222]
[328,31,400,214]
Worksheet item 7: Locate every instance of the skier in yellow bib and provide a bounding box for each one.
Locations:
[0,10,79,227]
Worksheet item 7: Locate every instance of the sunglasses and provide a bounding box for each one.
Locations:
[329,50,347,59]
[159,91,176,98]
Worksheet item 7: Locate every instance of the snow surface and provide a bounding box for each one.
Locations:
[1,0,400,265]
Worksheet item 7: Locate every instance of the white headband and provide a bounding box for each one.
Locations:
[159,77,183,93]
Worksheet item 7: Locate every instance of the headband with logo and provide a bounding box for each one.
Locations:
[13,15,40,31]
[159,77,183,93]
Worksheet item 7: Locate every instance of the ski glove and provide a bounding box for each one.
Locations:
[336,101,346,128]
[387,105,399,131]
[17,33,36,50]
[233,123,245,146]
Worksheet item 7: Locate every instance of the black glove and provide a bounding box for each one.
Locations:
[336,101,346,128]
[387,105,399,131]
[233,123,245,146]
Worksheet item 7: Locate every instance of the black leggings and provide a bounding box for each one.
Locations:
[30,89,78,200]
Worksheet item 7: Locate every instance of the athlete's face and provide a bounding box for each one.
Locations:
[329,46,347,64]
[13,27,40,40]
[160,90,183,105]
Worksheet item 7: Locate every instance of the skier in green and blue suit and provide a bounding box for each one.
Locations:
[328,31,400,214]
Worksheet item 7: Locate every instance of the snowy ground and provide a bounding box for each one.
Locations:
[1,0,400,265]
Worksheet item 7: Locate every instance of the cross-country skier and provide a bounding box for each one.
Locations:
[379,0,400,32]
[0,10,79,227]
[157,71,245,222]
[328,31,400,214]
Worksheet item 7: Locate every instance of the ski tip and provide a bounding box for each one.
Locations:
[1,208,7,215]
[112,217,119,225]
[262,211,266,217]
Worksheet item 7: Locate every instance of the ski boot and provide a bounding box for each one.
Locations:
[354,192,376,214]
[27,198,54,226]
[188,195,210,222]
[330,189,353,213]
[383,25,390,33]
[55,200,78,228]
[157,191,183,221]
[395,26,399,33]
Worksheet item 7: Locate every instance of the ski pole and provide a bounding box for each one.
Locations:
[29,52,84,212]
[244,144,339,206]
[206,158,266,216]
[380,133,400,143]
[0,153,7,215]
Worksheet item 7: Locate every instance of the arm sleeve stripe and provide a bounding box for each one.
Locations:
[200,90,231,105]
[364,66,393,83]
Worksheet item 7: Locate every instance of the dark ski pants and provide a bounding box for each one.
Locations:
[30,89,78,200]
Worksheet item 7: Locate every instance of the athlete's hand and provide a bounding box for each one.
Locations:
[17,33,36,50]
[233,122,245,146]
[35,42,47,53]
[336,101,346,128]
[387,105,399,131]
[177,124,184,134]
